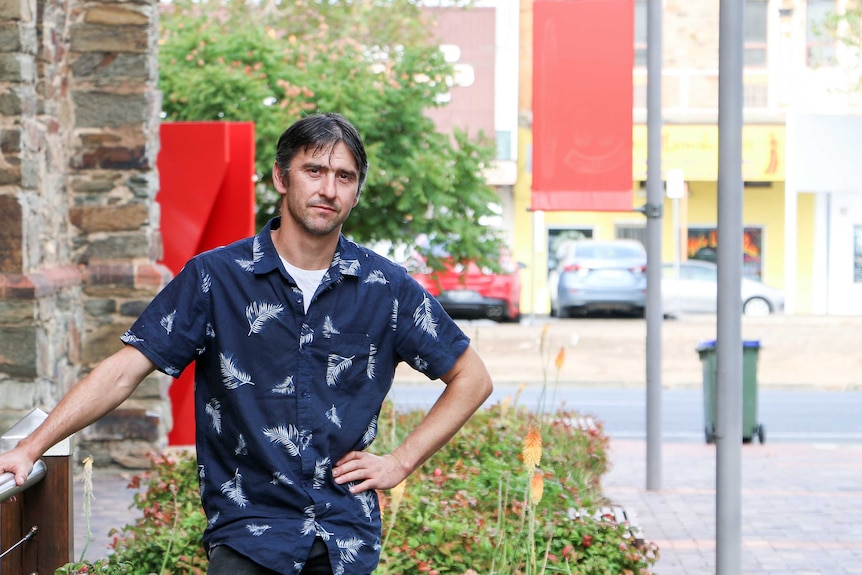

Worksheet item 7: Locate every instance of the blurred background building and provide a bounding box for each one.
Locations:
[425,0,862,316]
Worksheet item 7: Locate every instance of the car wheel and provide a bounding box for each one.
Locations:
[743,297,771,317]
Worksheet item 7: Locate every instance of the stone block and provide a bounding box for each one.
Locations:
[69,203,149,233]
[83,297,117,318]
[119,299,148,317]
[0,53,35,82]
[72,91,149,128]
[0,324,37,378]
[69,23,149,54]
[70,52,149,80]
[84,5,150,26]
[0,165,21,185]
[0,0,33,22]
[82,321,127,366]
[83,407,160,442]
[0,299,34,323]
[0,22,22,51]
[81,233,151,262]
[0,196,22,273]
[0,128,21,155]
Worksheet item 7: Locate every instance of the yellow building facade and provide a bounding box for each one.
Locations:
[513,124,817,315]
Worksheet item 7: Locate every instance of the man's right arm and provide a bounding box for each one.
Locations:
[0,344,156,486]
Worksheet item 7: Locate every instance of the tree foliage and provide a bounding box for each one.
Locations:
[158,0,504,266]
[818,3,862,92]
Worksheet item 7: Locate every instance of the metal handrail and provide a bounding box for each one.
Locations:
[0,459,48,504]
[0,409,73,571]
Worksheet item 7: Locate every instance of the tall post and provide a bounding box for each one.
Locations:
[645,0,663,491]
[716,0,745,573]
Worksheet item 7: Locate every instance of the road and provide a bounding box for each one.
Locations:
[389,313,862,442]
[388,384,862,443]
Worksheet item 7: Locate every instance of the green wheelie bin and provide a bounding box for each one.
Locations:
[695,340,765,444]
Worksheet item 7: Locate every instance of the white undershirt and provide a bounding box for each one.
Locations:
[280,257,327,313]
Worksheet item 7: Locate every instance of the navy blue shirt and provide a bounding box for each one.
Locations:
[121,217,471,574]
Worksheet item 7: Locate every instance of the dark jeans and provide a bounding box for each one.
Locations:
[207,538,333,575]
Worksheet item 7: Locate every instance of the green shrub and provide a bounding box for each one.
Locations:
[59,401,658,575]
[373,399,658,574]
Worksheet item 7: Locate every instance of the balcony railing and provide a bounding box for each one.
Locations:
[633,68,774,116]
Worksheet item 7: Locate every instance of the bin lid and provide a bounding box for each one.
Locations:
[695,339,761,352]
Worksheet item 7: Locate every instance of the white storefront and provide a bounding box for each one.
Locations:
[786,113,862,315]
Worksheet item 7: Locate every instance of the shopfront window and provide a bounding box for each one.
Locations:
[688,227,763,280]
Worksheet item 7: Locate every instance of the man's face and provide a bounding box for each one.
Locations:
[275,141,361,238]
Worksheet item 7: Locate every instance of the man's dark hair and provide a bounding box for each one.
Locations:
[274,112,369,193]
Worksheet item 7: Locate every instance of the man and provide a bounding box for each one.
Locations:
[0,113,493,575]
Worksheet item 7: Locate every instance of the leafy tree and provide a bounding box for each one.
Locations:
[818,3,862,91]
[158,0,504,267]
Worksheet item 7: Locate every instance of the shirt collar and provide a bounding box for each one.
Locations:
[255,217,363,280]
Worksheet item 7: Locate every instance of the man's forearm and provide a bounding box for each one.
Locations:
[15,345,155,461]
[390,346,493,475]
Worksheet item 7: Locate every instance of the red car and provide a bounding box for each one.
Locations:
[407,251,523,323]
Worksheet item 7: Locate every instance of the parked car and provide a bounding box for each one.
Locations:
[662,260,784,317]
[549,239,648,318]
[408,250,523,323]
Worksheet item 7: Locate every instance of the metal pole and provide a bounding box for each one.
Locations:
[645,0,663,491]
[716,0,744,573]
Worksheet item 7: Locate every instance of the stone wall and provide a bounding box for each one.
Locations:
[0,0,171,468]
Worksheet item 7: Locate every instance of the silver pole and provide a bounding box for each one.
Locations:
[716,0,744,573]
[645,0,663,491]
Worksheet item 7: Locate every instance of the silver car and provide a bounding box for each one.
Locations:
[549,239,648,317]
[662,260,785,317]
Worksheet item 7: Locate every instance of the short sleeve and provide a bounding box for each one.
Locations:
[120,258,211,377]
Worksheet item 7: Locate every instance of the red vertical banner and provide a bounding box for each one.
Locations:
[532,0,634,211]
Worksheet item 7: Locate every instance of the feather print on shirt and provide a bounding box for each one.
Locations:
[206,322,216,338]
[413,355,429,372]
[339,258,360,275]
[245,301,284,336]
[412,295,438,339]
[326,404,342,428]
[361,415,378,447]
[219,353,255,389]
[246,523,271,536]
[235,236,263,272]
[367,344,377,379]
[300,323,314,349]
[313,457,330,489]
[353,485,376,521]
[120,330,143,344]
[337,536,365,564]
[263,424,303,456]
[272,375,295,395]
[220,469,248,507]
[234,433,247,456]
[160,310,176,335]
[390,299,399,331]
[270,470,294,486]
[201,271,211,293]
[207,511,219,528]
[364,269,388,285]
[326,354,355,386]
[322,315,340,338]
[302,505,334,540]
[206,399,222,434]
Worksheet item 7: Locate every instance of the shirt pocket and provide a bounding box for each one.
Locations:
[324,333,373,391]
